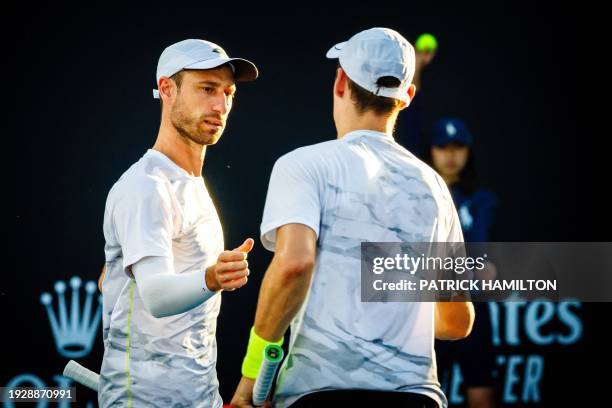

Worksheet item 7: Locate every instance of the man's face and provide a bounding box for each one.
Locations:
[170,66,236,146]
[431,143,469,178]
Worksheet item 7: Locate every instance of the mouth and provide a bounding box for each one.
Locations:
[203,119,224,129]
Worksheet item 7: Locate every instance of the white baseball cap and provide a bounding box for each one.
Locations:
[326,28,415,104]
[153,39,258,98]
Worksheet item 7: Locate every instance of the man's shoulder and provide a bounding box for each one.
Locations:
[282,139,341,160]
[402,157,455,204]
[274,139,343,172]
[107,155,172,204]
[396,151,446,188]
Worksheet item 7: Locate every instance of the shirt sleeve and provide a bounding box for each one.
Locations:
[260,153,322,251]
[112,177,175,274]
[132,256,216,318]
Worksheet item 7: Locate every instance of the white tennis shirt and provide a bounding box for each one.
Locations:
[99,149,224,408]
[261,130,463,408]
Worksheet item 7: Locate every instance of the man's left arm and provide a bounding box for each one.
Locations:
[230,223,317,408]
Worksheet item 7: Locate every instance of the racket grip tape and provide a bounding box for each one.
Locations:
[63,360,100,392]
[252,344,284,406]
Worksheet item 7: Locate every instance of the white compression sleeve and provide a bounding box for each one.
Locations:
[132,256,216,318]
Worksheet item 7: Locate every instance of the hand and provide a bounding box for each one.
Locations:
[231,376,270,408]
[416,50,436,67]
[206,238,254,292]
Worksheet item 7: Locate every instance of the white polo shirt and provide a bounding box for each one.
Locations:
[99,149,224,408]
[261,130,463,408]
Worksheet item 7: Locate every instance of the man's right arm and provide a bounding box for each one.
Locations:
[435,177,475,340]
[99,242,253,316]
[131,239,254,318]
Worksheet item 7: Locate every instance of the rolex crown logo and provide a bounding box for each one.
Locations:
[40,276,102,358]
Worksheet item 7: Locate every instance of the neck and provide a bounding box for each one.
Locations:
[153,119,206,177]
[336,110,396,139]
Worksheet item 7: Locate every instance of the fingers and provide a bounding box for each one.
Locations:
[222,276,248,291]
[218,268,250,283]
[230,377,256,407]
[214,239,255,292]
[219,238,255,263]
[216,258,249,291]
[217,260,249,274]
[234,238,255,254]
[218,250,247,262]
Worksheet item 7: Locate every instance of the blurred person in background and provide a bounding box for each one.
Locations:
[427,118,498,408]
[396,33,438,158]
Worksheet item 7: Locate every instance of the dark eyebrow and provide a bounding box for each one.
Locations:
[197,81,222,87]
[197,80,236,92]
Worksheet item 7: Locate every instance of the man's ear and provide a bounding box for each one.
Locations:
[399,84,417,110]
[408,83,416,100]
[158,76,176,105]
[334,67,348,98]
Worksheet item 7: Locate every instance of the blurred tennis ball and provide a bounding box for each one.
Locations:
[415,33,438,52]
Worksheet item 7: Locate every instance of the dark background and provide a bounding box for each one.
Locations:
[9,2,609,406]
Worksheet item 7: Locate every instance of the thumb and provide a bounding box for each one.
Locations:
[234,238,255,254]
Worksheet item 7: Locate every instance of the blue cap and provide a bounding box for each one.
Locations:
[432,118,473,147]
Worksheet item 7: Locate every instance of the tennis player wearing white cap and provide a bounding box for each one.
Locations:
[99,39,258,408]
[230,28,474,408]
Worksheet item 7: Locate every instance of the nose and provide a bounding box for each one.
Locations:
[211,93,231,115]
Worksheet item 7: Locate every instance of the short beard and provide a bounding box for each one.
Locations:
[170,95,222,146]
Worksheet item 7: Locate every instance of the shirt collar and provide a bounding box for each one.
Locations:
[145,149,202,181]
[341,129,394,143]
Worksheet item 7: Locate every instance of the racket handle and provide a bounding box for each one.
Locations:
[63,360,100,392]
[252,344,284,406]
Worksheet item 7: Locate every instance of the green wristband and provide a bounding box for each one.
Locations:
[241,327,284,379]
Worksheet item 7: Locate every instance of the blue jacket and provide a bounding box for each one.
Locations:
[450,186,497,242]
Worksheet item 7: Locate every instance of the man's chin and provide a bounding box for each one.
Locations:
[188,130,223,146]
[199,125,224,144]
[201,133,223,146]
[207,131,223,145]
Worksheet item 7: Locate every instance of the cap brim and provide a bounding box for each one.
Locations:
[184,57,259,81]
[326,41,347,58]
